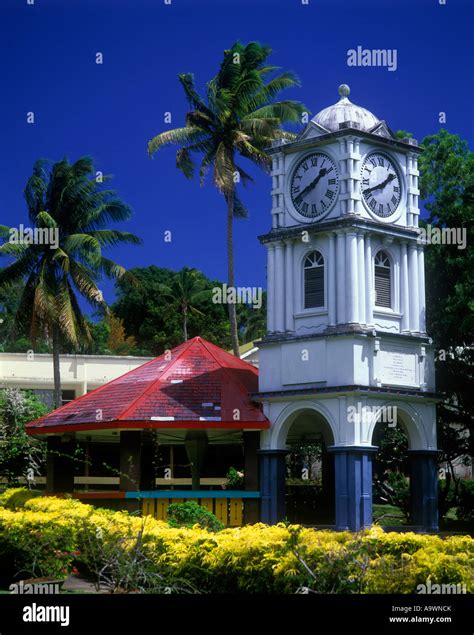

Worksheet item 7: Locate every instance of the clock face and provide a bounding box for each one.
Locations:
[290,152,339,219]
[361,152,401,218]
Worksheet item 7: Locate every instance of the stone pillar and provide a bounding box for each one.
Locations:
[258,449,287,524]
[418,246,426,333]
[185,431,208,490]
[46,436,75,493]
[401,242,410,332]
[336,232,346,324]
[328,232,336,326]
[407,450,439,532]
[243,432,260,524]
[364,234,373,326]
[267,244,275,333]
[285,240,294,331]
[120,431,142,491]
[357,232,366,324]
[329,446,377,531]
[274,243,285,332]
[409,243,420,332]
[346,231,359,323]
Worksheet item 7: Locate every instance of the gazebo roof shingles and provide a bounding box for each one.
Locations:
[26,337,269,434]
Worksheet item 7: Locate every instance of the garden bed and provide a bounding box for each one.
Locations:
[0,489,472,594]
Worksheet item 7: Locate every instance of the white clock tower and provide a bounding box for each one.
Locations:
[256,85,439,532]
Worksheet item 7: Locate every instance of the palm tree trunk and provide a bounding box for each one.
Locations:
[52,324,62,409]
[183,305,188,341]
[226,193,240,357]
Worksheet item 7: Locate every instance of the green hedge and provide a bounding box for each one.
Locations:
[0,490,472,593]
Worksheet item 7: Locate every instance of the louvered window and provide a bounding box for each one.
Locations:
[304,251,324,309]
[374,251,391,308]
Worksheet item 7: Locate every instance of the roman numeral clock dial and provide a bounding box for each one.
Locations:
[290,152,339,220]
[361,152,401,218]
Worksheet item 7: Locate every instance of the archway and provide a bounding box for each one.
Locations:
[372,413,410,528]
[284,408,336,526]
[370,403,438,532]
[258,402,337,526]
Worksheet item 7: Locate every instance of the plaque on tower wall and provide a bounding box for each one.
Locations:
[282,340,327,385]
[379,349,418,387]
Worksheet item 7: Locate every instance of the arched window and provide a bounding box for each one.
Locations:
[374,250,391,308]
[304,251,324,309]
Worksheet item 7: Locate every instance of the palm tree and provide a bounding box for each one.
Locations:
[159,267,211,341]
[0,156,141,408]
[147,41,306,356]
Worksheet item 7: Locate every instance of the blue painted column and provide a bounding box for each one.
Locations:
[329,446,377,531]
[407,450,439,532]
[258,449,288,524]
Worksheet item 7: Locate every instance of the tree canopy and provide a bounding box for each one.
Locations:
[0,156,141,405]
[112,266,228,355]
[418,129,474,500]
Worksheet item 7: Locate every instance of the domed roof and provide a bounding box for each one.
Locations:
[311,85,380,132]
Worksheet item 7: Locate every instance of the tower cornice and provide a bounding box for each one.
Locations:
[268,127,423,157]
[258,216,421,245]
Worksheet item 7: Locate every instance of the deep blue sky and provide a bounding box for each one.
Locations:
[1,0,473,309]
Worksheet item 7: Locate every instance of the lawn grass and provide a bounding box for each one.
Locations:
[373,503,407,526]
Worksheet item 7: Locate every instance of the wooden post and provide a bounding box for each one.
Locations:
[119,431,142,513]
[46,436,75,493]
[184,431,208,490]
[140,430,156,491]
[243,432,260,524]
[119,431,141,490]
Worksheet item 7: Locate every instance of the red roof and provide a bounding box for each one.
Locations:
[27,337,269,434]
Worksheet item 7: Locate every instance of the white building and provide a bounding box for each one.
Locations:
[0,352,152,406]
[256,85,440,531]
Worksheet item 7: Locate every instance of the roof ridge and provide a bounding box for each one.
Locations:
[202,337,257,372]
[199,338,260,415]
[118,338,197,421]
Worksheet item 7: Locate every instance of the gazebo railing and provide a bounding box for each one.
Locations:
[134,491,261,527]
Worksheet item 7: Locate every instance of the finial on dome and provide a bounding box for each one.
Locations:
[338,84,350,98]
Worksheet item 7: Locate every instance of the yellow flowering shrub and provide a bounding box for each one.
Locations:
[0,489,472,593]
[0,487,40,509]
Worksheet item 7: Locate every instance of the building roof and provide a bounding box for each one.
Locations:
[227,339,261,366]
[235,339,261,356]
[311,84,380,133]
[27,337,269,434]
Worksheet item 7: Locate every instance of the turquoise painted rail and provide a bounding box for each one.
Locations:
[126,490,260,499]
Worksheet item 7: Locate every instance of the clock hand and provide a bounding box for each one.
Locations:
[363,173,396,196]
[295,168,327,203]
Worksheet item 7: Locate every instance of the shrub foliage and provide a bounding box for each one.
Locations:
[167,501,224,532]
[0,490,472,593]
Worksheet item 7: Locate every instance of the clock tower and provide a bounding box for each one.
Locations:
[256,85,439,532]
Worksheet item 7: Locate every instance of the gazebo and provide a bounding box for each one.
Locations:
[27,337,269,526]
